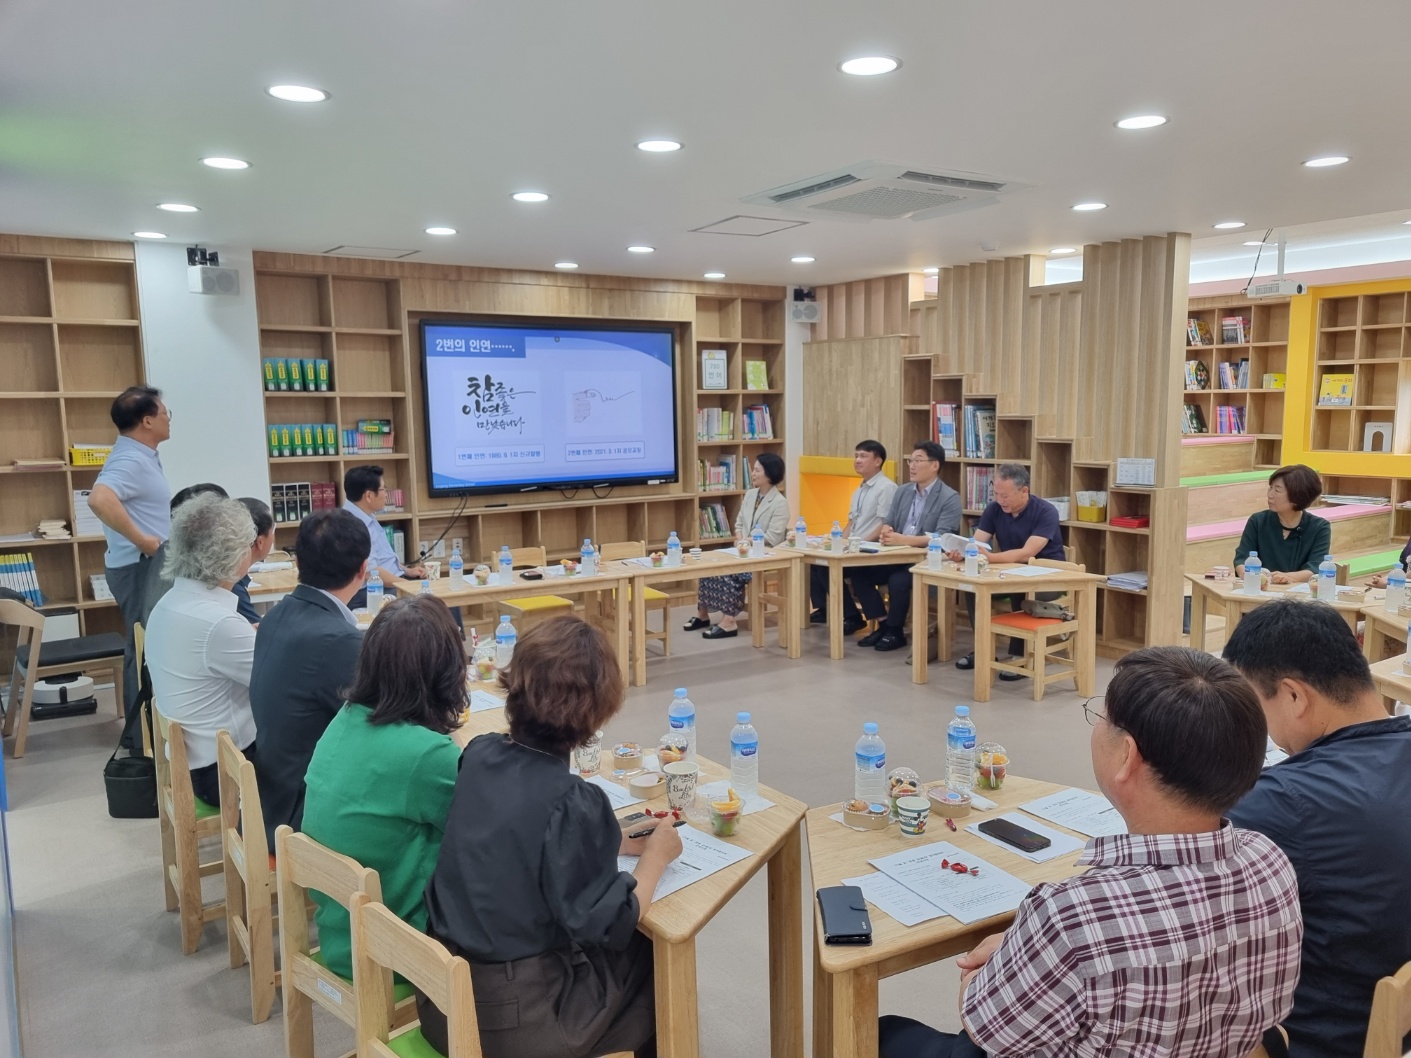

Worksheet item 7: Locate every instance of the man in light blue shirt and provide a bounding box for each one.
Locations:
[88,386,172,717]
[342,465,425,605]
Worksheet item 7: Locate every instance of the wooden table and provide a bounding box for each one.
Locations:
[451,699,805,1058]
[604,548,805,687]
[790,543,924,660]
[807,775,1091,1058]
[245,565,299,609]
[1368,653,1411,712]
[909,563,1103,701]
[389,569,632,682]
[1186,573,1367,650]
[1361,600,1406,663]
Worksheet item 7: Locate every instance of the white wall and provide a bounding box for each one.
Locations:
[134,243,268,500]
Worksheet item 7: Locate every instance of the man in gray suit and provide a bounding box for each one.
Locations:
[851,441,962,652]
[249,508,369,850]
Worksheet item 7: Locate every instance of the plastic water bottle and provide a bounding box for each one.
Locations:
[1317,555,1337,602]
[498,544,513,583]
[365,568,384,614]
[750,524,765,558]
[1244,551,1262,597]
[927,533,944,570]
[730,712,759,799]
[580,538,597,576]
[830,520,843,553]
[854,722,886,804]
[1385,563,1406,613]
[494,614,517,669]
[419,579,431,595]
[666,531,682,567]
[449,545,464,587]
[964,538,980,577]
[946,706,977,803]
[668,688,697,763]
[795,516,808,548]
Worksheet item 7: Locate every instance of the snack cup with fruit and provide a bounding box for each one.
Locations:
[561,559,578,576]
[472,564,491,585]
[709,789,743,837]
[657,733,689,765]
[650,552,665,568]
[976,743,1008,789]
[886,767,921,815]
[473,655,497,682]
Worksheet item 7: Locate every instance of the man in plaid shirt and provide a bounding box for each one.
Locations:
[880,647,1302,1058]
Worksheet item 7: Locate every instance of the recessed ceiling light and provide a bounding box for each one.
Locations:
[1243,241,1271,247]
[157,203,199,212]
[1115,115,1168,130]
[201,156,249,169]
[1213,221,1246,229]
[425,226,457,236]
[922,266,940,274]
[554,261,579,269]
[1303,155,1349,168]
[511,191,550,203]
[1049,247,1077,255]
[839,56,900,76]
[791,256,815,263]
[627,245,655,253]
[636,139,682,152]
[132,232,166,239]
[704,271,726,279]
[266,85,329,103]
[1072,202,1106,212]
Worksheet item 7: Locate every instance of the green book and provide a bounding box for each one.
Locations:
[263,359,276,391]
[287,357,303,391]
[302,359,317,390]
[745,360,769,390]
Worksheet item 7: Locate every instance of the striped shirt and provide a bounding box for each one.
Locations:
[963,824,1302,1058]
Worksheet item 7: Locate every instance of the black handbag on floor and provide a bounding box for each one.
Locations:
[104,682,157,819]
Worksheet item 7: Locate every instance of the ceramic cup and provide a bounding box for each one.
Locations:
[664,761,700,811]
[896,795,931,837]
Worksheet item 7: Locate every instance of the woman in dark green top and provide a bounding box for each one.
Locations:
[300,594,464,979]
[1234,464,1332,585]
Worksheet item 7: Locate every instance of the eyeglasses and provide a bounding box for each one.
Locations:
[1081,696,1108,727]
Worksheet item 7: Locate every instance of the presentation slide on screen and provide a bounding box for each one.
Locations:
[423,324,678,492]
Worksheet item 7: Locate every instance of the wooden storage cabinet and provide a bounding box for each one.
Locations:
[1184,296,1289,461]
[1309,291,1411,454]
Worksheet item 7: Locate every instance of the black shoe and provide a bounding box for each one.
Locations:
[842,617,866,636]
[857,627,886,648]
[701,624,738,640]
[955,653,975,670]
[683,616,710,631]
[810,610,828,625]
[874,630,907,652]
[998,670,1026,682]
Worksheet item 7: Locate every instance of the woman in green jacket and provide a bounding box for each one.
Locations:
[1233,464,1332,585]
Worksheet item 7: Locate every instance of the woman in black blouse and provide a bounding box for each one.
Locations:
[422,614,682,1058]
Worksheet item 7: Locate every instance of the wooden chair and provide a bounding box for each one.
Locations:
[275,826,415,1058]
[987,557,1085,701]
[490,546,573,631]
[216,730,278,1023]
[598,541,671,657]
[153,706,225,954]
[1,597,125,757]
[1365,960,1411,1058]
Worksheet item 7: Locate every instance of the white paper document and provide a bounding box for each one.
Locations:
[584,774,645,810]
[844,871,946,927]
[618,824,752,901]
[938,533,991,553]
[968,793,997,811]
[698,779,775,815]
[248,560,293,572]
[1021,788,1126,838]
[868,841,1032,925]
[995,565,1058,578]
[1264,736,1288,769]
[965,812,1085,863]
[468,690,503,714]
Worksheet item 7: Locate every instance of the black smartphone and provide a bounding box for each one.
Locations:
[977,818,1052,854]
[620,812,648,827]
[816,885,872,945]
[519,570,544,580]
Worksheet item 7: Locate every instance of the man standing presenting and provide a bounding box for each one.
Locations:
[849,441,961,652]
[949,463,1065,675]
[249,508,369,851]
[808,439,898,633]
[87,385,172,717]
[342,465,425,603]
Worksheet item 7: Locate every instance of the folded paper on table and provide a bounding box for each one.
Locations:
[844,871,945,927]
[996,565,1058,578]
[468,690,503,714]
[965,812,1085,863]
[1020,788,1126,838]
[618,824,752,901]
[698,780,775,815]
[585,774,645,811]
[868,841,1032,925]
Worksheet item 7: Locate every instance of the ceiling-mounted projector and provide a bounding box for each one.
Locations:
[1245,279,1304,298]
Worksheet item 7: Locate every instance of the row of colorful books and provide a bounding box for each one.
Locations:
[1181,403,1208,434]
[741,404,774,440]
[964,466,994,511]
[698,502,732,539]
[1214,405,1247,435]
[697,455,737,491]
[342,428,395,452]
[695,407,734,441]
[932,403,960,458]
[270,481,405,524]
[964,405,996,459]
[1187,318,1214,346]
[1218,359,1250,390]
[0,553,44,606]
[269,424,340,458]
[263,358,332,392]
[1221,316,1252,344]
[1184,360,1211,390]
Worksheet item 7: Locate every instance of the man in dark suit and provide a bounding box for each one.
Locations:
[849,440,962,652]
[249,508,370,850]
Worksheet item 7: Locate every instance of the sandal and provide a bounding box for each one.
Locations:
[702,625,738,640]
[683,616,710,632]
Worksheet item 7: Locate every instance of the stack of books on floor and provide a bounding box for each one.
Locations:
[0,553,44,605]
[1214,405,1247,434]
[36,520,70,540]
[1106,571,1149,592]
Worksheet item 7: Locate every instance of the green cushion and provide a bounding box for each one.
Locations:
[1345,549,1404,578]
[387,1026,446,1058]
[306,948,415,1002]
[1179,470,1270,488]
[193,796,219,820]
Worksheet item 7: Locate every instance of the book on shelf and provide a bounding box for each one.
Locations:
[1220,316,1251,344]
[1214,405,1247,435]
[695,407,734,441]
[1322,493,1391,506]
[1261,372,1286,390]
[0,552,44,606]
[269,423,342,458]
[700,349,727,390]
[744,360,769,390]
[1187,318,1214,346]
[264,358,330,392]
[11,458,66,472]
[271,480,343,524]
[35,519,70,540]
[1181,403,1208,435]
[697,455,737,491]
[932,403,960,458]
[1317,373,1353,407]
[742,403,774,440]
[72,490,104,537]
[1217,359,1250,390]
[342,424,395,452]
[1183,360,1210,390]
[698,502,731,539]
[963,405,996,459]
[964,466,994,510]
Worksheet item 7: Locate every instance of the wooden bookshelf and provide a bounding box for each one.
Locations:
[0,235,147,653]
[1184,295,1289,467]
[1308,290,1411,455]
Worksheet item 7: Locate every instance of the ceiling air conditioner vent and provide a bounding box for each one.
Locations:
[744,162,1031,223]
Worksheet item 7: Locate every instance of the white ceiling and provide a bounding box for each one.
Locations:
[3,0,1410,287]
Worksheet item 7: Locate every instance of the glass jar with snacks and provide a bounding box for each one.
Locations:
[975,742,1008,789]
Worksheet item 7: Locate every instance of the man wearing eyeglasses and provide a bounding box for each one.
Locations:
[879,647,1301,1058]
[342,465,426,602]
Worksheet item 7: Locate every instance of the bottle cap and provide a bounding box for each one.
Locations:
[1324,554,1333,560]
[584,538,592,545]
[863,722,878,734]
[500,614,510,621]
[737,711,751,723]
[955,705,970,717]
[674,688,687,697]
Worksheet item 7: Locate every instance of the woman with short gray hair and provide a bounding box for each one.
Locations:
[144,494,259,806]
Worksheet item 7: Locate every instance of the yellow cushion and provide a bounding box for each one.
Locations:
[642,587,669,601]
[503,595,573,612]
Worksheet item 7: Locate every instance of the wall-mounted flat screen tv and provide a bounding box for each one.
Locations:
[419,319,679,497]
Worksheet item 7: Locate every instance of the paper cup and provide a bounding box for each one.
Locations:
[664,761,700,811]
[573,731,603,777]
[896,795,931,837]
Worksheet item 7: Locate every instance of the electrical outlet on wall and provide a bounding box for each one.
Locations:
[452,537,463,554]
[432,540,447,558]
